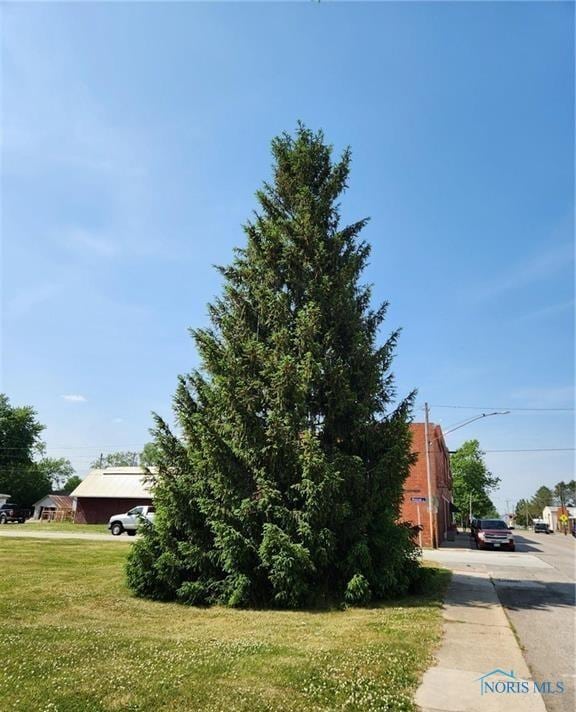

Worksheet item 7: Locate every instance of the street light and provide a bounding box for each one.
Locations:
[423,404,509,548]
[441,411,510,438]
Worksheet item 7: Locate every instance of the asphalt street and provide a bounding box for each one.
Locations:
[426,530,575,712]
[494,530,575,712]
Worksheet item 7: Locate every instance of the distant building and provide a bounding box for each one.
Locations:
[541,505,576,532]
[400,423,454,548]
[70,467,155,524]
[32,494,74,520]
[0,494,10,507]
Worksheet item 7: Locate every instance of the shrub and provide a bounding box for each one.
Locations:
[344,574,372,605]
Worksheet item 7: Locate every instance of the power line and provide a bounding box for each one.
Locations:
[429,404,574,412]
[418,448,573,454]
[483,448,575,453]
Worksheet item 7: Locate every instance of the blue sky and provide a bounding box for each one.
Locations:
[2,1,574,514]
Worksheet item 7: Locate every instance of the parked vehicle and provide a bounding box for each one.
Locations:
[0,503,31,524]
[533,521,550,534]
[108,505,155,536]
[472,518,515,551]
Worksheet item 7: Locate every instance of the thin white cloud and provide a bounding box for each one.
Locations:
[112,418,124,424]
[61,394,87,403]
[516,299,574,324]
[5,283,61,319]
[508,386,574,408]
[475,241,574,303]
[64,228,119,258]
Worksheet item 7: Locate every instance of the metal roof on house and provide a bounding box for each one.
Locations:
[69,467,156,499]
[33,494,74,509]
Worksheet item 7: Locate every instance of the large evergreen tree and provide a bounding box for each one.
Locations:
[127,125,418,607]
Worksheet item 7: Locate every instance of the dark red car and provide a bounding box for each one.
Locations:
[472,518,515,551]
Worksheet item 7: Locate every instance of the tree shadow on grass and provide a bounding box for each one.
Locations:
[274,565,453,614]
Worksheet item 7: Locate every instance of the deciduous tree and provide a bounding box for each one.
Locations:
[91,451,140,468]
[140,442,161,467]
[38,457,75,490]
[0,394,50,507]
[451,440,500,521]
[62,475,83,494]
[515,498,537,527]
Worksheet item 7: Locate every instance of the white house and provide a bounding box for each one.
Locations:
[542,505,576,531]
[0,494,11,506]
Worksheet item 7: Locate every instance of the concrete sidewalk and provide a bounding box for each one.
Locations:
[416,570,547,712]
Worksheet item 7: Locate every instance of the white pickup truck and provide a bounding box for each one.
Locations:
[108,505,155,536]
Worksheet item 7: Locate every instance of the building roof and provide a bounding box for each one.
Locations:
[69,467,155,499]
[33,494,74,509]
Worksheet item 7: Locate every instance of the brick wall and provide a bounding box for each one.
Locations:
[400,423,453,548]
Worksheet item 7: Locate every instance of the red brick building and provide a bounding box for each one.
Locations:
[401,423,454,548]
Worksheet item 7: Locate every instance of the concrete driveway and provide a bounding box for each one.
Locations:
[426,530,575,712]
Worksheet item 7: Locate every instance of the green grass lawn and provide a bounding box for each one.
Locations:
[15,521,110,534]
[0,540,450,712]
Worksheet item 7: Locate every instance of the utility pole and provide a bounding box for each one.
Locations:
[423,405,509,547]
[424,403,436,549]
